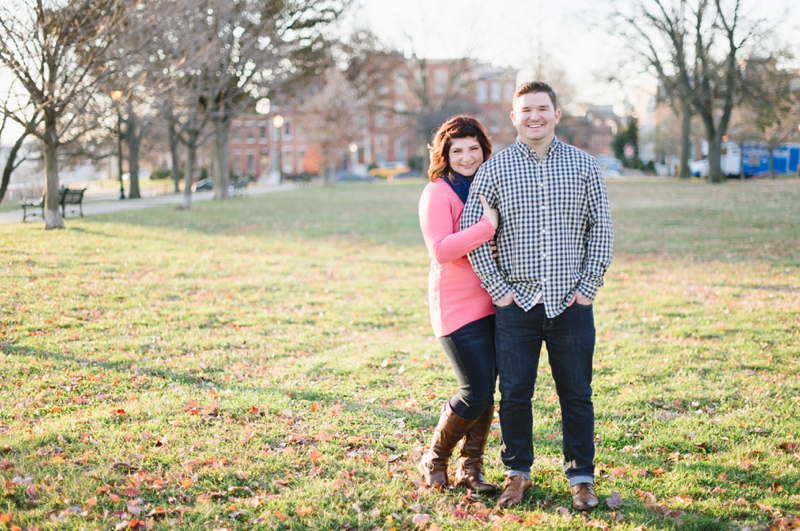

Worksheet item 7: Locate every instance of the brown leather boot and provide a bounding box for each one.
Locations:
[418,402,476,489]
[454,404,497,494]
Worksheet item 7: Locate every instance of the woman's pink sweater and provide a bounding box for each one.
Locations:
[419,178,496,338]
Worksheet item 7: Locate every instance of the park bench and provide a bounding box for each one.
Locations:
[284,172,315,187]
[230,178,249,197]
[21,187,86,222]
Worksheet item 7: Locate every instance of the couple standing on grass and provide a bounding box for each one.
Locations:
[417,81,614,510]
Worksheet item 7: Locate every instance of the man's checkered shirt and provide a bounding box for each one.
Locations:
[461,137,614,318]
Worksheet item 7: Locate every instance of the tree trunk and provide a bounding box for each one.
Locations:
[679,99,691,179]
[126,103,141,199]
[768,146,775,179]
[43,116,64,229]
[0,131,27,203]
[707,131,725,184]
[180,131,198,210]
[212,123,230,199]
[169,124,180,193]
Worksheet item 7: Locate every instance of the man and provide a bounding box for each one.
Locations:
[461,81,613,510]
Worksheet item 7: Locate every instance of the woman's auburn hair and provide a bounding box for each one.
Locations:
[427,115,492,182]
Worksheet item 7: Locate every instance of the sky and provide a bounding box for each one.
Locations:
[3,0,799,144]
[341,0,800,112]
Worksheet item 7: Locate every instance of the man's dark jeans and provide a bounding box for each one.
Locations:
[494,302,595,484]
[439,315,496,421]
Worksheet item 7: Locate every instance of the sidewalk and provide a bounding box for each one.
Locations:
[0,181,298,225]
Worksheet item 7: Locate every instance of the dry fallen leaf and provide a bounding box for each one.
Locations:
[412,513,429,526]
[606,491,623,510]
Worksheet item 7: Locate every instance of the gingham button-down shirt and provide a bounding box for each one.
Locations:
[461,137,614,318]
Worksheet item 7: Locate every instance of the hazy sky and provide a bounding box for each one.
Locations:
[342,0,800,110]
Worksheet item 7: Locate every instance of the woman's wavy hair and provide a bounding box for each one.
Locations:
[427,115,492,182]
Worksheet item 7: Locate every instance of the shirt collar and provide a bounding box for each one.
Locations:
[514,136,562,161]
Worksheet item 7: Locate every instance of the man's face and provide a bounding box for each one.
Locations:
[510,91,561,148]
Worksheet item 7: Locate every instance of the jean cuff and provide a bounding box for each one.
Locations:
[506,470,531,480]
[568,475,594,487]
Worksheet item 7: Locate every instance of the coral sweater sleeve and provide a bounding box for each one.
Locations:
[419,182,496,264]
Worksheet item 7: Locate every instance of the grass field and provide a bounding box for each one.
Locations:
[1,178,799,531]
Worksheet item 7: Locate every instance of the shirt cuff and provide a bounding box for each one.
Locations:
[577,279,598,300]
[485,281,512,304]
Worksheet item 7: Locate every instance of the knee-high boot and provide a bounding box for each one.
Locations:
[454,404,497,494]
[418,402,476,489]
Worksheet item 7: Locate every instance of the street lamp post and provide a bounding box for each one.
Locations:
[110,90,125,200]
[273,114,284,185]
[349,143,358,178]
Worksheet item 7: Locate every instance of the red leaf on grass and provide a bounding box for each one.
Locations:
[25,485,37,500]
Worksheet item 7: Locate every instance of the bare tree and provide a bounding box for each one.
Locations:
[612,0,766,183]
[0,0,136,228]
[0,82,40,203]
[202,0,342,200]
[297,69,361,185]
[342,30,481,173]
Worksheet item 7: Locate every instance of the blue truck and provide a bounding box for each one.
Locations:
[719,141,800,177]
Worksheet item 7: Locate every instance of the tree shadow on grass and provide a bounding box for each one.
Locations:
[81,183,427,247]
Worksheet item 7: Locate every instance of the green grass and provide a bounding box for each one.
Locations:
[1,178,799,530]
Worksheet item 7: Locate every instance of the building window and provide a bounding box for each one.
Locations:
[282,119,292,140]
[435,70,447,94]
[476,81,488,103]
[376,135,388,165]
[394,74,405,94]
[259,125,267,142]
[394,137,406,162]
[260,154,269,176]
[505,82,515,102]
[282,147,294,173]
[232,155,241,176]
[298,147,307,172]
[246,127,254,144]
[247,154,255,176]
[375,110,388,128]
[490,82,501,103]
[271,121,280,140]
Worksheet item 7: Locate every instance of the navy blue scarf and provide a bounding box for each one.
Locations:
[443,171,471,204]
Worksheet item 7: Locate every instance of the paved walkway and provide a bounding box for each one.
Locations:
[0,181,299,225]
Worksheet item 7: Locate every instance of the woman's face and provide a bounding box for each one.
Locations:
[448,136,484,178]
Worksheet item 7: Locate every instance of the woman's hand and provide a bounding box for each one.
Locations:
[479,195,498,229]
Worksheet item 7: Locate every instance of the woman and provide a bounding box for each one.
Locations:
[418,115,498,494]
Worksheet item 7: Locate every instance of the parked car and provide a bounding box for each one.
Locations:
[192,177,213,191]
[368,161,411,180]
[689,159,709,177]
[595,155,623,177]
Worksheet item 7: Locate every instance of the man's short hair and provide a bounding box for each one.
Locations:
[513,81,558,110]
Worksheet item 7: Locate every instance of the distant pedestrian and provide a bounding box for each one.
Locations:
[417,115,499,494]
[461,81,614,510]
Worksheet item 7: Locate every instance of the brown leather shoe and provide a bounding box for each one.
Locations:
[454,405,497,495]
[496,474,532,508]
[418,402,476,489]
[571,482,599,511]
